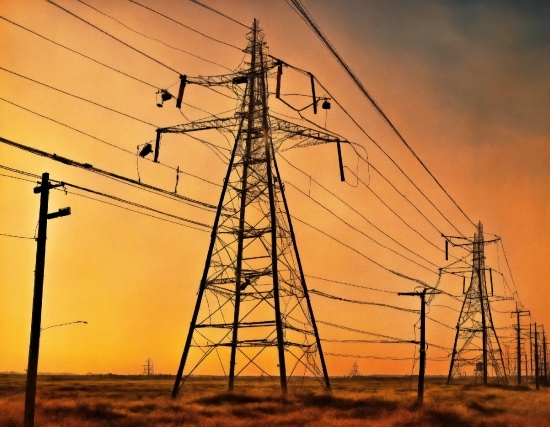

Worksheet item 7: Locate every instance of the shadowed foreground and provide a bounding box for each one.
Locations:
[1,375,549,426]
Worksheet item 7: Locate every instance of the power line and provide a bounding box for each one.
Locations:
[325,353,448,361]
[280,154,442,270]
[0,15,158,89]
[0,136,221,211]
[291,214,435,290]
[0,66,157,127]
[286,180,439,274]
[317,320,413,343]
[0,99,221,187]
[46,0,181,74]
[310,289,420,314]
[128,0,243,52]
[286,0,476,229]
[189,0,250,29]
[305,274,398,294]
[76,0,233,72]
[2,164,211,232]
[0,233,35,240]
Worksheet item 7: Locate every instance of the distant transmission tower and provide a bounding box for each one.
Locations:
[446,222,507,384]
[162,20,343,397]
[142,358,154,376]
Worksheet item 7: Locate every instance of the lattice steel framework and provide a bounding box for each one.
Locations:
[170,20,333,397]
[447,222,507,384]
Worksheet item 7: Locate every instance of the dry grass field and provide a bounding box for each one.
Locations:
[0,374,549,426]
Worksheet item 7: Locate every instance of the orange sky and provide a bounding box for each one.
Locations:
[0,0,548,379]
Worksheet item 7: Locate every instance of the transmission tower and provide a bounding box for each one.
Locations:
[142,358,154,376]
[446,222,507,384]
[163,20,341,397]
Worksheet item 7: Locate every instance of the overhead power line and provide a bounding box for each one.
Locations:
[129,0,243,51]
[0,99,220,187]
[287,0,476,229]
[310,289,420,314]
[290,214,434,290]
[0,233,35,240]
[1,164,210,232]
[0,66,157,127]
[189,0,250,29]
[0,15,158,89]
[46,0,181,74]
[0,136,220,211]
[280,154,442,270]
[76,0,233,72]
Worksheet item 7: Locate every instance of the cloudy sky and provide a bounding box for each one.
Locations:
[0,0,548,379]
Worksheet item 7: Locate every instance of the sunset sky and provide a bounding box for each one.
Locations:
[0,0,548,380]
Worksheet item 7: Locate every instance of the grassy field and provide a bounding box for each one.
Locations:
[1,374,549,426]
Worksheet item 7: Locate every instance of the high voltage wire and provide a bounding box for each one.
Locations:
[76,0,233,72]
[286,180,439,274]
[280,153,442,270]
[286,0,476,230]
[272,62,468,242]
[309,289,420,314]
[189,0,250,29]
[305,274,399,294]
[0,66,157,127]
[0,164,210,232]
[0,136,221,212]
[46,0,182,74]
[128,0,243,52]
[0,100,221,188]
[0,233,35,240]
[325,353,448,361]
[0,15,158,89]
[317,320,413,343]
[290,214,435,290]
[275,59,468,238]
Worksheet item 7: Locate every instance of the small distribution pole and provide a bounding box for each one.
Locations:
[511,306,530,384]
[534,323,539,390]
[398,289,440,405]
[543,327,547,386]
[24,173,71,427]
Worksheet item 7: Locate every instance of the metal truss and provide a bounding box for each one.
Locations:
[171,20,331,398]
[447,222,507,384]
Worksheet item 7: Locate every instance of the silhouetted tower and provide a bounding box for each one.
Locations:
[142,358,154,376]
[167,20,337,398]
[447,222,507,384]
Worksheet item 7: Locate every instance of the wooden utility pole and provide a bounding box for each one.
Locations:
[398,289,440,405]
[24,173,71,427]
[534,323,539,390]
[543,327,547,386]
[511,306,529,384]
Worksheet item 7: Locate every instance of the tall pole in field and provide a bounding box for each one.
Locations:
[511,306,529,384]
[24,173,71,427]
[398,289,440,405]
[534,323,539,390]
[543,327,547,386]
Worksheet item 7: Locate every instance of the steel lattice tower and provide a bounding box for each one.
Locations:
[447,222,507,384]
[169,20,335,397]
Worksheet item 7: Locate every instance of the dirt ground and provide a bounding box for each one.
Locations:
[1,374,549,426]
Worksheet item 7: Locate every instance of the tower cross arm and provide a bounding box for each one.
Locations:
[271,118,349,149]
[186,59,279,87]
[159,116,242,134]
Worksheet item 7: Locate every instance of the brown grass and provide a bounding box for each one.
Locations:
[0,374,549,426]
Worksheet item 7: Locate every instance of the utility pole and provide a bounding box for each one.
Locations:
[24,172,71,427]
[543,327,547,386]
[511,306,529,384]
[398,289,440,406]
[534,323,539,390]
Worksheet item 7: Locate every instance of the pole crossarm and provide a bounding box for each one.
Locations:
[159,116,347,150]
[184,59,279,87]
